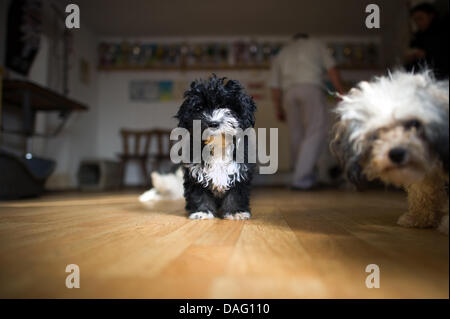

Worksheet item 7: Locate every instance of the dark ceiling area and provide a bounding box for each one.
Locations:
[63,0,408,37]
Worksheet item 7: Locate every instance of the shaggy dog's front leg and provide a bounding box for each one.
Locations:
[221,183,251,220]
[438,215,449,235]
[398,173,447,228]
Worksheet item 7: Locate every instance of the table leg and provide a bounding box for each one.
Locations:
[22,89,35,154]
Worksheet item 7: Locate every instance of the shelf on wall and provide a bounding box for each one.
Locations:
[97,64,384,72]
[337,65,385,71]
[97,64,272,71]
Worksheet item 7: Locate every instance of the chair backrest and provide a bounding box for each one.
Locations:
[151,129,173,158]
[119,129,173,158]
[120,129,153,157]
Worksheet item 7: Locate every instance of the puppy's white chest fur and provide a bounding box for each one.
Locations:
[187,108,247,194]
[204,159,241,193]
[188,158,243,194]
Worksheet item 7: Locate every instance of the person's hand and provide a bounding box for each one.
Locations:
[276,107,286,122]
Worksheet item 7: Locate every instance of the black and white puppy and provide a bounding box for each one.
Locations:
[175,75,257,220]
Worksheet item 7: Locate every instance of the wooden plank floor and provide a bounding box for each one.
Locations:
[0,188,448,298]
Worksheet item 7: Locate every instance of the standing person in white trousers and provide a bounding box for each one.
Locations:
[270,34,345,190]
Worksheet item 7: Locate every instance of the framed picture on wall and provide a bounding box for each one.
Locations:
[129,80,159,102]
[157,81,173,101]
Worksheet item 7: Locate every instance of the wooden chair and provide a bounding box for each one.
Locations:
[118,129,153,187]
[118,128,173,188]
[149,129,173,171]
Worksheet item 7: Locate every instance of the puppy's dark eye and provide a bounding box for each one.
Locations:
[404,119,422,130]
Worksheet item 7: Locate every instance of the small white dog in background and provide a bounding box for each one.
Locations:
[139,167,184,207]
[331,70,449,234]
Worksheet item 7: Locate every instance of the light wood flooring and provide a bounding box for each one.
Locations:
[0,188,448,298]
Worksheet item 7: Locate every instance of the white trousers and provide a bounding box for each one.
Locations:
[284,84,327,188]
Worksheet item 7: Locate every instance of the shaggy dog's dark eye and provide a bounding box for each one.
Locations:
[367,131,379,141]
[404,119,422,130]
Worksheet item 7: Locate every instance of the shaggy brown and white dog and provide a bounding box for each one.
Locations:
[331,70,449,234]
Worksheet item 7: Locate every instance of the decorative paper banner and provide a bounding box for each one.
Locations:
[99,40,380,70]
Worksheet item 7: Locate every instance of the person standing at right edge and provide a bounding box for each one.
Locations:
[404,2,449,80]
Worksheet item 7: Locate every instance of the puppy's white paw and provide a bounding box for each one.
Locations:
[223,211,251,220]
[438,215,449,235]
[189,211,215,220]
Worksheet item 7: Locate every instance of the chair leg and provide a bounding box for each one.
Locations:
[140,159,150,188]
[119,161,126,189]
[149,159,161,188]
[153,159,160,173]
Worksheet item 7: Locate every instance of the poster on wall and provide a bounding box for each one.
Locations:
[158,81,173,101]
[5,0,42,76]
[129,80,175,102]
[129,80,159,102]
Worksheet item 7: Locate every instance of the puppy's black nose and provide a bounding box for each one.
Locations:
[389,147,407,164]
[209,121,220,128]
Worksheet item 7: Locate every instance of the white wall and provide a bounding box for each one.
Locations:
[0,0,100,189]
[44,23,100,189]
[96,63,383,186]
[96,35,386,185]
[97,69,284,185]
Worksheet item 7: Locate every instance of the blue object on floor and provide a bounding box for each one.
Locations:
[0,149,56,199]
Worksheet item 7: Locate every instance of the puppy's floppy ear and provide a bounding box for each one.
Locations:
[174,100,191,128]
[175,80,205,128]
[239,94,257,128]
[225,79,257,128]
[330,121,367,190]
